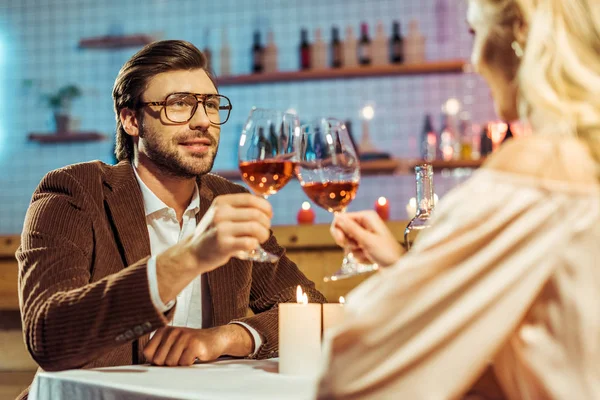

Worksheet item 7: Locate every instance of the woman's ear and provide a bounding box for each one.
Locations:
[120,108,140,138]
[512,18,528,48]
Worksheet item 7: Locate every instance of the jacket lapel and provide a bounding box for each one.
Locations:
[103,161,151,267]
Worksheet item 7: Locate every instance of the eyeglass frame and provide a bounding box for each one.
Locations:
[138,92,233,125]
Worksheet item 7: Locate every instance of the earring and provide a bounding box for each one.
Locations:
[511,41,524,58]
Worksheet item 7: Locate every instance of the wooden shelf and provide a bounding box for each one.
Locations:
[213,157,484,180]
[217,60,467,86]
[404,158,485,172]
[214,159,402,180]
[78,34,155,49]
[28,132,106,143]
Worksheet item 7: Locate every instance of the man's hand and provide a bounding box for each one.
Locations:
[156,193,272,304]
[331,211,404,268]
[143,324,255,366]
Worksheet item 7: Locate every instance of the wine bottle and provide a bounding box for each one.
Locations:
[358,22,372,65]
[220,28,231,76]
[389,21,404,64]
[420,114,437,161]
[372,21,388,66]
[251,30,264,73]
[405,20,426,63]
[312,28,327,70]
[264,31,278,73]
[343,25,358,68]
[330,27,342,68]
[299,28,311,70]
[203,28,212,72]
[404,164,435,250]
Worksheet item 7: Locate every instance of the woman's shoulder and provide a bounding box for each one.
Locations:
[482,135,598,186]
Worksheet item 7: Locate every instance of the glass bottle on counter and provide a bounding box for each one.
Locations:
[404,164,435,250]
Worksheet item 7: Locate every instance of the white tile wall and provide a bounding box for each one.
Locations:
[0,0,497,233]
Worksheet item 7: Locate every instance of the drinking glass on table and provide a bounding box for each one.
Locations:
[237,107,300,262]
[296,117,379,281]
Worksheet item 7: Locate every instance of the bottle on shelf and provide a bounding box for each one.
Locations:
[358,22,372,66]
[404,164,435,250]
[480,124,493,157]
[343,25,358,68]
[203,28,212,72]
[389,21,404,64]
[264,31,278,73]
[220,28,231,76]
[404,19,426,63]
[299,28,311,70]
[439,113,456,161]
[251,30,264,73]
[311,28,327,70]
[330,26,342,68]
[458,113,472,160]
[372,21,388,66]
[420,114,437,161]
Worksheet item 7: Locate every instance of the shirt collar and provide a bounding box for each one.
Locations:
[132,165,200,217]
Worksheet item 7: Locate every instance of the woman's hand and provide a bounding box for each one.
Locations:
[330,211,404,268]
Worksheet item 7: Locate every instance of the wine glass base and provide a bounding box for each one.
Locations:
[324,262,379,282]
[236,247,279,263]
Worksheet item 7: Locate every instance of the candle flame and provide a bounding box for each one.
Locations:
[377,197,387,206]
[361,105,375,120]
[296,285,303,303]
[339,296,345,304]
[302,293,308,305]
[301,201,311,210]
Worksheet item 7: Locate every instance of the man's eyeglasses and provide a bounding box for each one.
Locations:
[139,93,232,125]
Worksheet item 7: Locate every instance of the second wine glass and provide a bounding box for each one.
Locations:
[296,117,379,281]
[238,108,299,262]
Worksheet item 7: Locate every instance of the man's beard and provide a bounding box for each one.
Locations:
[140,122,218,179]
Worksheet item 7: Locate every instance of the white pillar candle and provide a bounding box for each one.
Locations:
[279,286,322,376]
[322,297,345,335]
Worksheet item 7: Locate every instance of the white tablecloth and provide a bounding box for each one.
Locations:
[29,359,318,400]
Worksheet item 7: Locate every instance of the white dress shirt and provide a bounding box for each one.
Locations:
[132,167,262,356]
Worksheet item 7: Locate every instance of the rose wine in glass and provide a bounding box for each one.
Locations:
[296,118,378,281]
[238,108,299,262]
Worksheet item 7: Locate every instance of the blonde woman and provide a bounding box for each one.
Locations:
[317,0,600,399]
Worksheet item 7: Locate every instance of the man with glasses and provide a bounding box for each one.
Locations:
[16,40,326,390]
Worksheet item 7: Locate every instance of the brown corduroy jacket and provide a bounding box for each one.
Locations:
[16,160,325,398]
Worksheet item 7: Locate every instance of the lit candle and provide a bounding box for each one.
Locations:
[322,296,345,335]
[297,201,316,224]
[374,196,390,221]
[279,285,322,376]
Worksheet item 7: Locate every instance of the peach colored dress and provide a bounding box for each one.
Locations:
[317,137,600,400]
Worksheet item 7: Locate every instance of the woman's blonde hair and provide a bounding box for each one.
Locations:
[480,0,600,168]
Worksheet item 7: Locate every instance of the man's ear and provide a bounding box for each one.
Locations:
[120,108,141,138]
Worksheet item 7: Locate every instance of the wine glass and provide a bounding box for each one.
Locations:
[238,107,300,262]
[296,117,379,281]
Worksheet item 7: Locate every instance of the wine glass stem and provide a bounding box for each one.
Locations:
[333,208,354,259]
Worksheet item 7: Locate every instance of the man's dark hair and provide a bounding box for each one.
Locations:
[112,40,217,162]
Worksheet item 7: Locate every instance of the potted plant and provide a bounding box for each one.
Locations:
[45,84,82,134]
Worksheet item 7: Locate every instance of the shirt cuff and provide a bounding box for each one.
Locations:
[147,255,176,313]
[230,322,263,357]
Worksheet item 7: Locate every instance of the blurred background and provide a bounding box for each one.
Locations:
[0,0,501,234]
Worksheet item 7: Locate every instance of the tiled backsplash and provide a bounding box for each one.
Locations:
[0,0,496,233]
